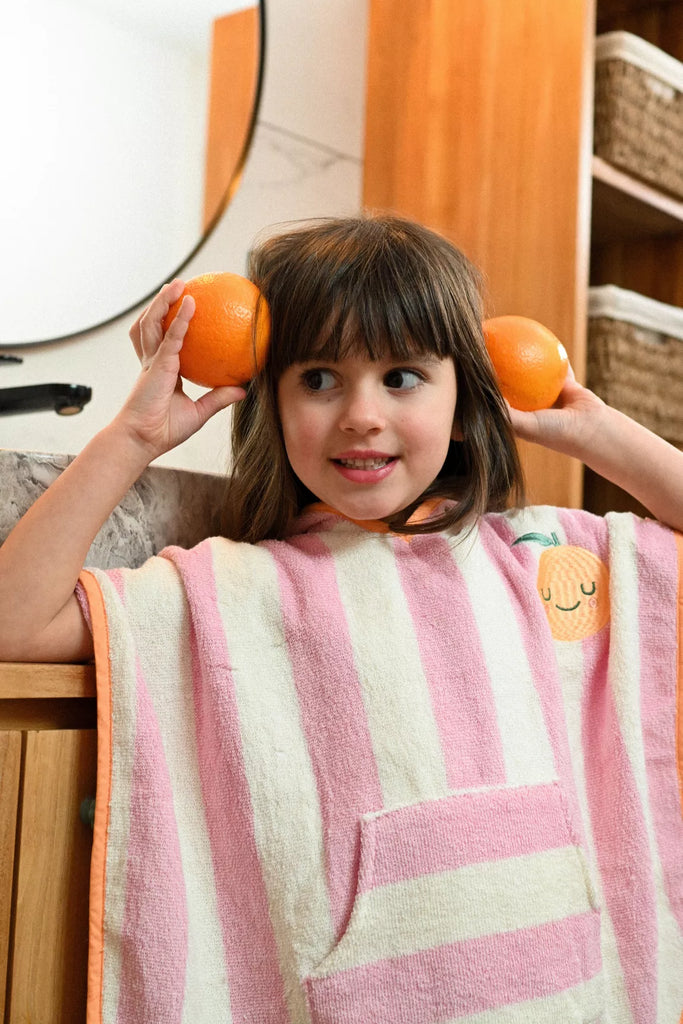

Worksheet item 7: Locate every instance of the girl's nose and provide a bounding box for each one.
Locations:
[338,386,387,434]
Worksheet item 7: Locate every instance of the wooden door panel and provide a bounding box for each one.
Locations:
[7,729,96,1024]
[0,731,22,1022]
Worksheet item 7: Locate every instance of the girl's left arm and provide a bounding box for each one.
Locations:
[509,368,683,532]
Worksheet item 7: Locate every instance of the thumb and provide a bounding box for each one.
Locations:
[192,386,247,427]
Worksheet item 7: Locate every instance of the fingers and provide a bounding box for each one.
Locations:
[159,295,195,353]
[505,403,538,438]
[129,279,188,363]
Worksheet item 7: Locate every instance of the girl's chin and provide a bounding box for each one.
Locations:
[304,472,420,523]
[320,495,408,522]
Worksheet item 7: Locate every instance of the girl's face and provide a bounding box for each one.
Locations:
[277,352,458,522]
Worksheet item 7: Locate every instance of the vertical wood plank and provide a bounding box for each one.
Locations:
[203,6,260,229]
[0,732,22,1023]
[7,729,97,1024]
[363,0,596,507]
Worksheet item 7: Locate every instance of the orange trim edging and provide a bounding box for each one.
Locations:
[676,534,683,820]
[79,570,113,1024]
[305,498,445,541]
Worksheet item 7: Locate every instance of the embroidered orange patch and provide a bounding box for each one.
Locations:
[513,532,610,642]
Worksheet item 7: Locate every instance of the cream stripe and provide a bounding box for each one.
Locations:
[605,514,683,1020]
[452,527,555,785]
[125,559,232,1024]
[443,972,606,1024]
[320,531,448,806]
[98,572,138,1024]
[212,541,332,1022]
[554,637,633,1024]
[312,845,596,976]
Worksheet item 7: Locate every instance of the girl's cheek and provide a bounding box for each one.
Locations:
[284,410,326,455]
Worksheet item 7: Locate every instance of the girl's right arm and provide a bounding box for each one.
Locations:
[0,280,245,664]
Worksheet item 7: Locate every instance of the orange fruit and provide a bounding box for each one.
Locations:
[482,315,569,411]
[163,272,270,387]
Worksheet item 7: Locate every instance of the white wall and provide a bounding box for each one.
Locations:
[0,0,369,475]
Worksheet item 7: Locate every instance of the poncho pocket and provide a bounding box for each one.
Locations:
[303,780,604,1024]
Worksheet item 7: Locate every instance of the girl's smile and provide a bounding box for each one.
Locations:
[332,448,398,483]
[277,353,458,522]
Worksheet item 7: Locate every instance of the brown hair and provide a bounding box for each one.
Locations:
[223,214,524,542]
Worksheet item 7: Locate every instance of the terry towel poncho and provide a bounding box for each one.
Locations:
[78,504,683,1024]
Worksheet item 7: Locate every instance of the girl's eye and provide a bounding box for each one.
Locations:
[384,368,424,390]
[301,369,336,392]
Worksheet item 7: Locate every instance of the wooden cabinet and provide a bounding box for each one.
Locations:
[0,663,96,1024]
[363,0,683,512]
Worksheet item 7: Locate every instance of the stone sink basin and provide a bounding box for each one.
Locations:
[0,449,228,570]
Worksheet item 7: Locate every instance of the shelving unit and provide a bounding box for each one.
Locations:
[587,0,683,515]
[591,156,683,243]
[363,0,683,514]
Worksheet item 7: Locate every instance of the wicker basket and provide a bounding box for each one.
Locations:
[587,286,683,445]
[594,32,683,199]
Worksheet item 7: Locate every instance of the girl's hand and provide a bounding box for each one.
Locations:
[510,363,683,531]
[119,279,246,459]
[505,365,608,461]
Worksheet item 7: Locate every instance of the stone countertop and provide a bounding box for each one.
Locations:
[0,449,227,569]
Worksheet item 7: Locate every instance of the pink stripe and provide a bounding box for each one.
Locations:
[167,543,290,1023]
[116,663,187,1024]
[367,780,578,890]
[268,534,384,940]
[552,509,658,1022]
[304,910,601,1024]
[109,567,126,600]
[393,533,506,789]
[635,518,683,930]
[581,631,657,1024]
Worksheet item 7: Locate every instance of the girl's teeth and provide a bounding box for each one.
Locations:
[339,457,391,469]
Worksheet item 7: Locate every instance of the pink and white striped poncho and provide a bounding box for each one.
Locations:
[78,503,683,1024]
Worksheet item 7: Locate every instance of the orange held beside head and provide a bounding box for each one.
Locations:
[163,272,271,388]
[482,315,569,412]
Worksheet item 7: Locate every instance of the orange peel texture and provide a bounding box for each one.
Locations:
[483,315,569,411]
[163,272,271,388]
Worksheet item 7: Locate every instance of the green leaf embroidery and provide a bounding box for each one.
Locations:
[511,531,561,548]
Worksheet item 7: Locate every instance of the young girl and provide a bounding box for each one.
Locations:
[0,215,681,1024]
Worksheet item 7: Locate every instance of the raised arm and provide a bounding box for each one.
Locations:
[0,281,244,664]
[508,367,683,532]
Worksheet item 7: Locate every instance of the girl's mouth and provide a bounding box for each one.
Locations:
[337,456,393,469]
[332,456,398,482]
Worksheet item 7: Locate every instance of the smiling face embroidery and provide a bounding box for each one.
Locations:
[513,532,610,641]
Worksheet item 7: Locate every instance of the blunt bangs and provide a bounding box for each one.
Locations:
[248,216,482,378]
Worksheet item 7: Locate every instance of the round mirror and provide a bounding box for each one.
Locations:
[1,0,265,345]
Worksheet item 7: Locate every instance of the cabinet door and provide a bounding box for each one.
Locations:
[0,731,22,1022]
[7,729,96,1024]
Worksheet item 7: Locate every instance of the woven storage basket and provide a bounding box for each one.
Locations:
[587,286,683,445]
[594,32,683,199]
